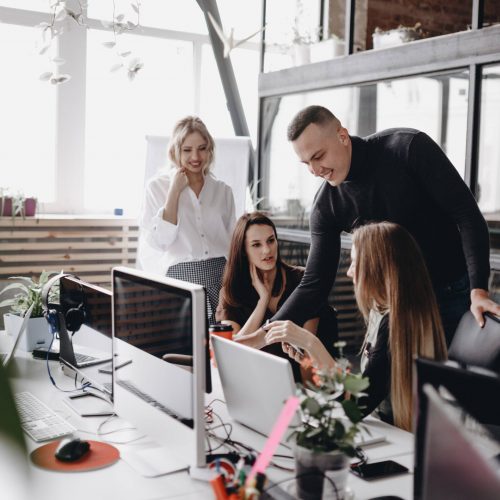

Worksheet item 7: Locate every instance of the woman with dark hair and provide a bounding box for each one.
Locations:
[140,116,235,322]
[216,212,337,381]
[264,222,447,431]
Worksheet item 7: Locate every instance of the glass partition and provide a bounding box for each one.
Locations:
[262,1,482,69]
[260,70,469,228]
[477,64,500,218]
[485,1,500,28]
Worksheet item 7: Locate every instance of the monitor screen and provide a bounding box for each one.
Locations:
[60,276,112,338]
[112,266,208,470]
[59,276,114,397]
[420,384,500,500]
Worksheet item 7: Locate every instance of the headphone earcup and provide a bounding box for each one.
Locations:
[65,306,85,333]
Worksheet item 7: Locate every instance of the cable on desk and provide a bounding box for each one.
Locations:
[204,407,296,472]
[45,334,92,394]
[94,413,146,444]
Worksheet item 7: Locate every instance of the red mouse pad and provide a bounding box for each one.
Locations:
[31,440,120,472]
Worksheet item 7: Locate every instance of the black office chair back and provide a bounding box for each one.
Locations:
[448,311,500,374]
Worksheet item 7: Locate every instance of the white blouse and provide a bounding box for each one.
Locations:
[360,309,387,373]
[139,170,236,274]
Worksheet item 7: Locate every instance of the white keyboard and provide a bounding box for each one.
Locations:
[14,391,76,442]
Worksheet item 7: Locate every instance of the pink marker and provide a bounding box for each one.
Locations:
[246,395,300,484]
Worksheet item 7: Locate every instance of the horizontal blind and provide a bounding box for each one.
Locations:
[0,216,139,288]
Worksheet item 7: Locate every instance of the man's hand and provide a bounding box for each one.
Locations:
[470,288,500,327]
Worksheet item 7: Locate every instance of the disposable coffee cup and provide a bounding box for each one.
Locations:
[209,323,233,366]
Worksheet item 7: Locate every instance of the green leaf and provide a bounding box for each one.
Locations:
[8,276,35,284]
[0,299,16,308]
[342,399,363,424]
[333,419,346,440]
[0,282,29,296]
[303,397,321,416]
[305,427,323,439]
[343,373,370,395]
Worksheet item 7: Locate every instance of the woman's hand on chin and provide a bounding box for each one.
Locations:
[250,264,272,302]
[171,167,189,194]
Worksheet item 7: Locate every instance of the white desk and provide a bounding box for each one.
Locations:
[4,345,414,500]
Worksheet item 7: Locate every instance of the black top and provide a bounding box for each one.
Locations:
[217,265,337,381]
[274,128,490,326]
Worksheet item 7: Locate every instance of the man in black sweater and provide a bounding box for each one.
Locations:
[271,105,500,345]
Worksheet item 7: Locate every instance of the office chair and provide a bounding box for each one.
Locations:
[448,311,500,374]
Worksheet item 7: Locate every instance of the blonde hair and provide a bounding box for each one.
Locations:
[168,116,215,174]
[352,222,447,431]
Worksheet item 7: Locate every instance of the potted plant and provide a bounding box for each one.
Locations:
[0,271,58,351]
[310,34,345,63]
[0,188,38,220]
[290,348,369,499]
[372,23,425,50]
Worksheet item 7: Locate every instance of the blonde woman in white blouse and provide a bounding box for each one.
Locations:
[140,116,236,322]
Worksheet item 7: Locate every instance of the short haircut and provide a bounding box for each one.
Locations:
[168,116,215,174]
[287,105,338,141]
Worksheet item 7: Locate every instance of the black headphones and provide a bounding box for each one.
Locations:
[41,272,86,334]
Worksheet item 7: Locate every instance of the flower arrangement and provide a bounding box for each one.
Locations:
[291,344,370,456]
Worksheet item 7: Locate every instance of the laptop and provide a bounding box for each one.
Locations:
[211,335,386,448]
[57,312,112,369]
[1,303,35,366]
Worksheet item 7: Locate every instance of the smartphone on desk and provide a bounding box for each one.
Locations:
[350,460,409,480]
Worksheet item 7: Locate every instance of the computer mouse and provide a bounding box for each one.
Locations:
[54,437,91,462]
[368,497,405,500]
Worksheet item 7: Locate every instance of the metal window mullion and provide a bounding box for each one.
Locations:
[193,41,202,115]
[344,0,355,55]
[472,0,485,30]
[464,64,482,198]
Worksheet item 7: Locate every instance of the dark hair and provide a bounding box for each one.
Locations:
[220,212,289,309]
[287,105,338,141]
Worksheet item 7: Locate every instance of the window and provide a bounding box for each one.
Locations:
[85,31,194,215]
[0,1,260,216]
[477,64,500,215]
[0,22,56,203]
[260,71,469,228]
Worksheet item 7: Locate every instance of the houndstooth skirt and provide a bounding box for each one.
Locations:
[166,257,226,325]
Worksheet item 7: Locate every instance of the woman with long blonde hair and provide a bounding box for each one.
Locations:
[264,222,447,431]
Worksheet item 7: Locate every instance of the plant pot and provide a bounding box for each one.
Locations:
[294,445,350,500]
[292,44,311,66]
[0,197,37,217]
[3,314,53,352]
[372,27,423,49]
[310,38,345,63]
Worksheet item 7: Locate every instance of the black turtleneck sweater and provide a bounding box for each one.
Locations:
[274,128,490,325]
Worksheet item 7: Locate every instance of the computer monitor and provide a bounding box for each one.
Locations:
[414,358,500,499]
[419,384,500,500]
[59,277,114,396]
[60,276,112,339]
[112,266,208,471]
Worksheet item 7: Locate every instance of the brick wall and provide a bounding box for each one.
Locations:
[367,0,500,49]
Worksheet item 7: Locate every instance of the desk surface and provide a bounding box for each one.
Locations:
[3,342,414,500]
